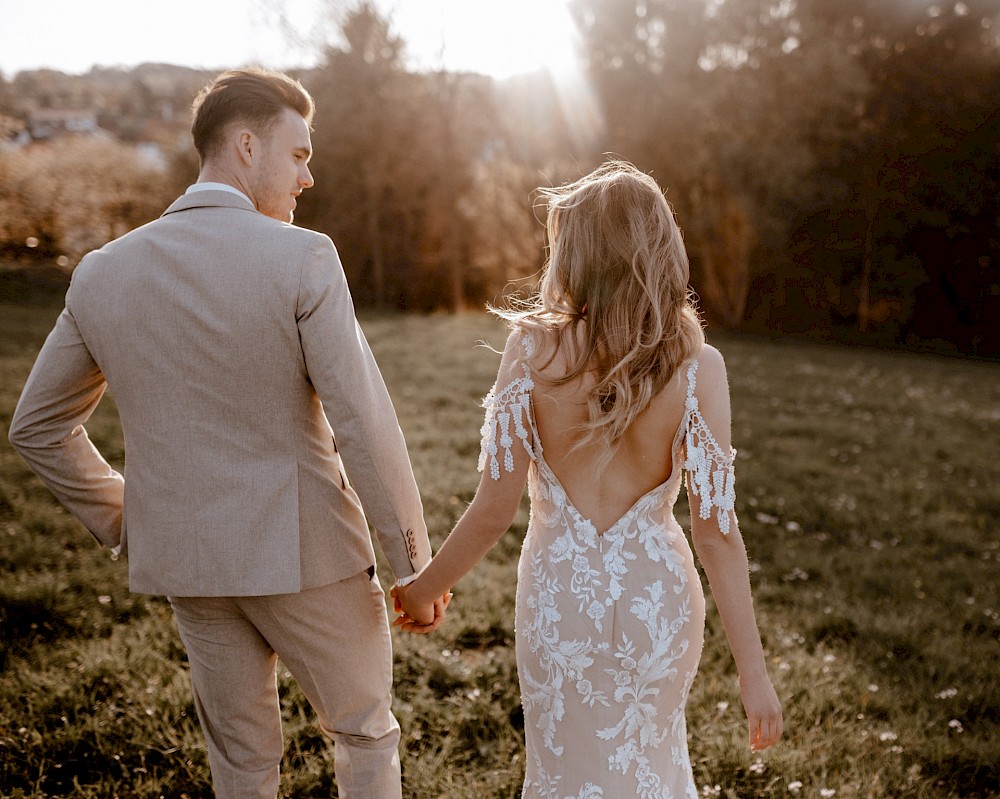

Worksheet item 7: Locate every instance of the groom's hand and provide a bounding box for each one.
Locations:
[390,581,432,624]
[390,584,452,634]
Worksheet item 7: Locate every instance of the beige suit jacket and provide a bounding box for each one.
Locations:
[9,190,431,596]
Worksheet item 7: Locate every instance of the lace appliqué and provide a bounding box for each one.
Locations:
[682,360,736,535]
[526,750,604,799]
[478,339,536,480]
[518,466,701,799]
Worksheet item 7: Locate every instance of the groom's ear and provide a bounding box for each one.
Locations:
[236,129,255,167]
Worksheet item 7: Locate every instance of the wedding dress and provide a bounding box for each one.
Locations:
[479,338,736,799]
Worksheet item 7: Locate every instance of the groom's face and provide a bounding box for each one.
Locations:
[253,107,314,223]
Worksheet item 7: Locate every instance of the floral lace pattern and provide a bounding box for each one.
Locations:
[481,350,726,799]
[517,455,704,799]
[479,355,536,480]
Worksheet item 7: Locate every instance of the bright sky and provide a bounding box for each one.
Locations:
[0,0,581,80]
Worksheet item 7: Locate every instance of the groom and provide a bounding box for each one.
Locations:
[9,68,446,798]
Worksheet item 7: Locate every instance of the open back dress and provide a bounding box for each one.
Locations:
[479,335,736,799]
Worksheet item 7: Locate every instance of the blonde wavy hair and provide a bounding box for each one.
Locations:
[495,160,704,461]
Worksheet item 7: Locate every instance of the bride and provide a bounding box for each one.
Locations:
[394,160,782,798]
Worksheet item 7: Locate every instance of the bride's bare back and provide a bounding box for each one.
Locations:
[530,332,690,534]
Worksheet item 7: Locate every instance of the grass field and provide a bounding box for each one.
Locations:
[0,271,997,798]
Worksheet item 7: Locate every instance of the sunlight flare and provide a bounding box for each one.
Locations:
[385,0,580,79]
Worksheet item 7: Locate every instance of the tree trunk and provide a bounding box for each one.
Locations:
[447,210,465,313]
[859,187,876,334]
[695,192,754,329]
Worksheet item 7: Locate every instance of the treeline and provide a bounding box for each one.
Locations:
[562,0,1000,356]
[1,0,997,357]
[0,63,213,263]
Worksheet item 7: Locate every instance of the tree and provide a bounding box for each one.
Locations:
[0,138,169,262]
[570,0,868,328]
[304,1,411,308]
[301,2,527,312]
[789,0,1000,350]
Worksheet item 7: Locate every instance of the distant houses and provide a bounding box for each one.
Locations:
[1,108,107,149]
[28,108,101,139]
[0,108,173,169]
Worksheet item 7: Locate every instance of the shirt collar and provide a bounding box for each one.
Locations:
[185,182,254,208]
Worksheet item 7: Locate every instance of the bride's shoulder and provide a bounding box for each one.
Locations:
[500,326,538,362]
[682,344,730,402]
[493,327,540,386]
[503,324,555,363]
[688,343,727,376]
[685,346,733,429]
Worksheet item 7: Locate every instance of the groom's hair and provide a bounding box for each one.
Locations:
[191,67,315,163]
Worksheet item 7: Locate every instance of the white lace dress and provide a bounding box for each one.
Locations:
[479,344,736,799]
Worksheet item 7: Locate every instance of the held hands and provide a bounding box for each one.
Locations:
[739,671,783,752]
[389,582,452,634]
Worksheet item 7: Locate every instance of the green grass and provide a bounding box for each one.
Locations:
[1,274,997,798]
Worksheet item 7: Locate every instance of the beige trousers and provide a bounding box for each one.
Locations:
[169,570,401,799]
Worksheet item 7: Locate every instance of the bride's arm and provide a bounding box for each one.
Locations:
[396,463,527,618]
[692,515,783,751]
[395,333,532,621]
[686,347,783,752]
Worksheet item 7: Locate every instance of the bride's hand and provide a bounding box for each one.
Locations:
[739,672,783,752]
[390,583,451,633]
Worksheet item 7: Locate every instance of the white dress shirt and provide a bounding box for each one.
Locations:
[185,182,255,208]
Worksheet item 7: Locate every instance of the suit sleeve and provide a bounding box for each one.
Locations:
[8,282,124,548]
[295,235,431,580]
